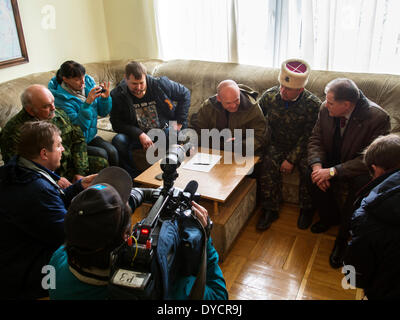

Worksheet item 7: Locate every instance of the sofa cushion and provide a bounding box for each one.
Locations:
[152,59,400,134]
[82,59,164,90]
[153,60,280,116]
[0,71,56,127]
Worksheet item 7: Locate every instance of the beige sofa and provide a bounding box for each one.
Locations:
[1,58,400,200]
[1,59,400,259]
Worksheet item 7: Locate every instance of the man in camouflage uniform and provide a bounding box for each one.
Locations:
[257,59,321,231]
[0,85,108,188]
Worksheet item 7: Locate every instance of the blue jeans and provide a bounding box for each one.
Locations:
[112,134,142,178]
[112,128,175,178]
[87,136,119,167]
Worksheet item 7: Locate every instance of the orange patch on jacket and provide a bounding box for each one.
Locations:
[165,99,173,110]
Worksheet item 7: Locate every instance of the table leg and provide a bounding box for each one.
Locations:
[213,201,219,216]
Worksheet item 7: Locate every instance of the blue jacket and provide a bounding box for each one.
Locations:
[0,156,84,299]
[169,237,228,300]
[48,74,112,143]
[345,169,400,299]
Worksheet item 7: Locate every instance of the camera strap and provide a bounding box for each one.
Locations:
[188,219,208,300]
[17,156,65,195]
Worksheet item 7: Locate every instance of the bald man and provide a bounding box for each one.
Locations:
[0,84,107,187]
[189,80,267,156]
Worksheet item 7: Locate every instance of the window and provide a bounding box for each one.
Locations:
[155,0,400,74]
[156,0,231,62]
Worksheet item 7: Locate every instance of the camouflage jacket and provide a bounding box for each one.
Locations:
[259,86,321,164]
[0,108,89,179]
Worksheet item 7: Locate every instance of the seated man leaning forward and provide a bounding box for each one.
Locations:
[344,134,400,300]
[257,59,321,231]
[49,166,228,300]
[0,121,96,299]
[110,61,191,178]
[189,79,267,157]
[48,60,118,167]
[307,78,391,269]
[0,84,107,188]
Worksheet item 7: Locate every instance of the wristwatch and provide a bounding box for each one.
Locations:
[329,167,336,177]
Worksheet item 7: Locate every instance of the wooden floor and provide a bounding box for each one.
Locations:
[220,203,364,300]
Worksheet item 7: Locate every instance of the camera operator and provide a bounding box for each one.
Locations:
[49,167,228,300]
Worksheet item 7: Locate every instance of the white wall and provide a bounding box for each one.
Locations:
[0,0,111,83]
[103,0,159,60]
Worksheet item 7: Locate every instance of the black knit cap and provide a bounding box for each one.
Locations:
[65,167,132,251]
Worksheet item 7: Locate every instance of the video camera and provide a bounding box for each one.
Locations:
[108,143,212,300]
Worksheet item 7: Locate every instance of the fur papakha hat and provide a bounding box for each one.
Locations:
[278,58,311,89]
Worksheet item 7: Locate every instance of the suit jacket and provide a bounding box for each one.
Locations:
[308,91,391,178]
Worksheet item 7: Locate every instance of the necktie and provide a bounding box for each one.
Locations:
[331,117,342,165]
[340,117,347,128]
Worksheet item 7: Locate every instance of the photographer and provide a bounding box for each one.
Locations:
[49,167,228,300]
[48,60,118,167]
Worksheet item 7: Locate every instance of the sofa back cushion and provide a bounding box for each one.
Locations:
[0,71,56,128]
[153,59,400,134]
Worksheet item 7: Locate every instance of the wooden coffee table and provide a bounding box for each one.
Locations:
[134,147,258,214]
[133,147,259,261]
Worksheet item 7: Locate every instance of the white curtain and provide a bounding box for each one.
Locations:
[155,0,231,62]
[311,0,400,74]
[154,0,400,74]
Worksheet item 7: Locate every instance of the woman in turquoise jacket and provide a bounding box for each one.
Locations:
[49,61,118,166]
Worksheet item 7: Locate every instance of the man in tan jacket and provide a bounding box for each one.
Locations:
[189,80,267,157]
[307,78,391,268]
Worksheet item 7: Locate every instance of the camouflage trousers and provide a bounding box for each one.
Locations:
[56,155,108,181]
[88,155,109,174]
[258,144,312,212]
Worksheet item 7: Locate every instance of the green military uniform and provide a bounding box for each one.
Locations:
[0,108,108,180]
[259,86,321,211]
[190,84,267,157]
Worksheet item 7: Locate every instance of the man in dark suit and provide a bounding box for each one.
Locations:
[307,78,391,268]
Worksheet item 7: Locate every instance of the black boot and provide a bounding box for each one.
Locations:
[310,220,331,234]
[256,209,279,231]
[329,240,347,269]
[297,208,315,230]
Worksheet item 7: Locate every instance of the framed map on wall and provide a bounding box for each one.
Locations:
[0,0,28,69]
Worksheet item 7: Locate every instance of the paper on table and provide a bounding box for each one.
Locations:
[182,152,222,172]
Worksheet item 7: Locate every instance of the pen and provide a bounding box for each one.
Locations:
[193,163,210,165]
